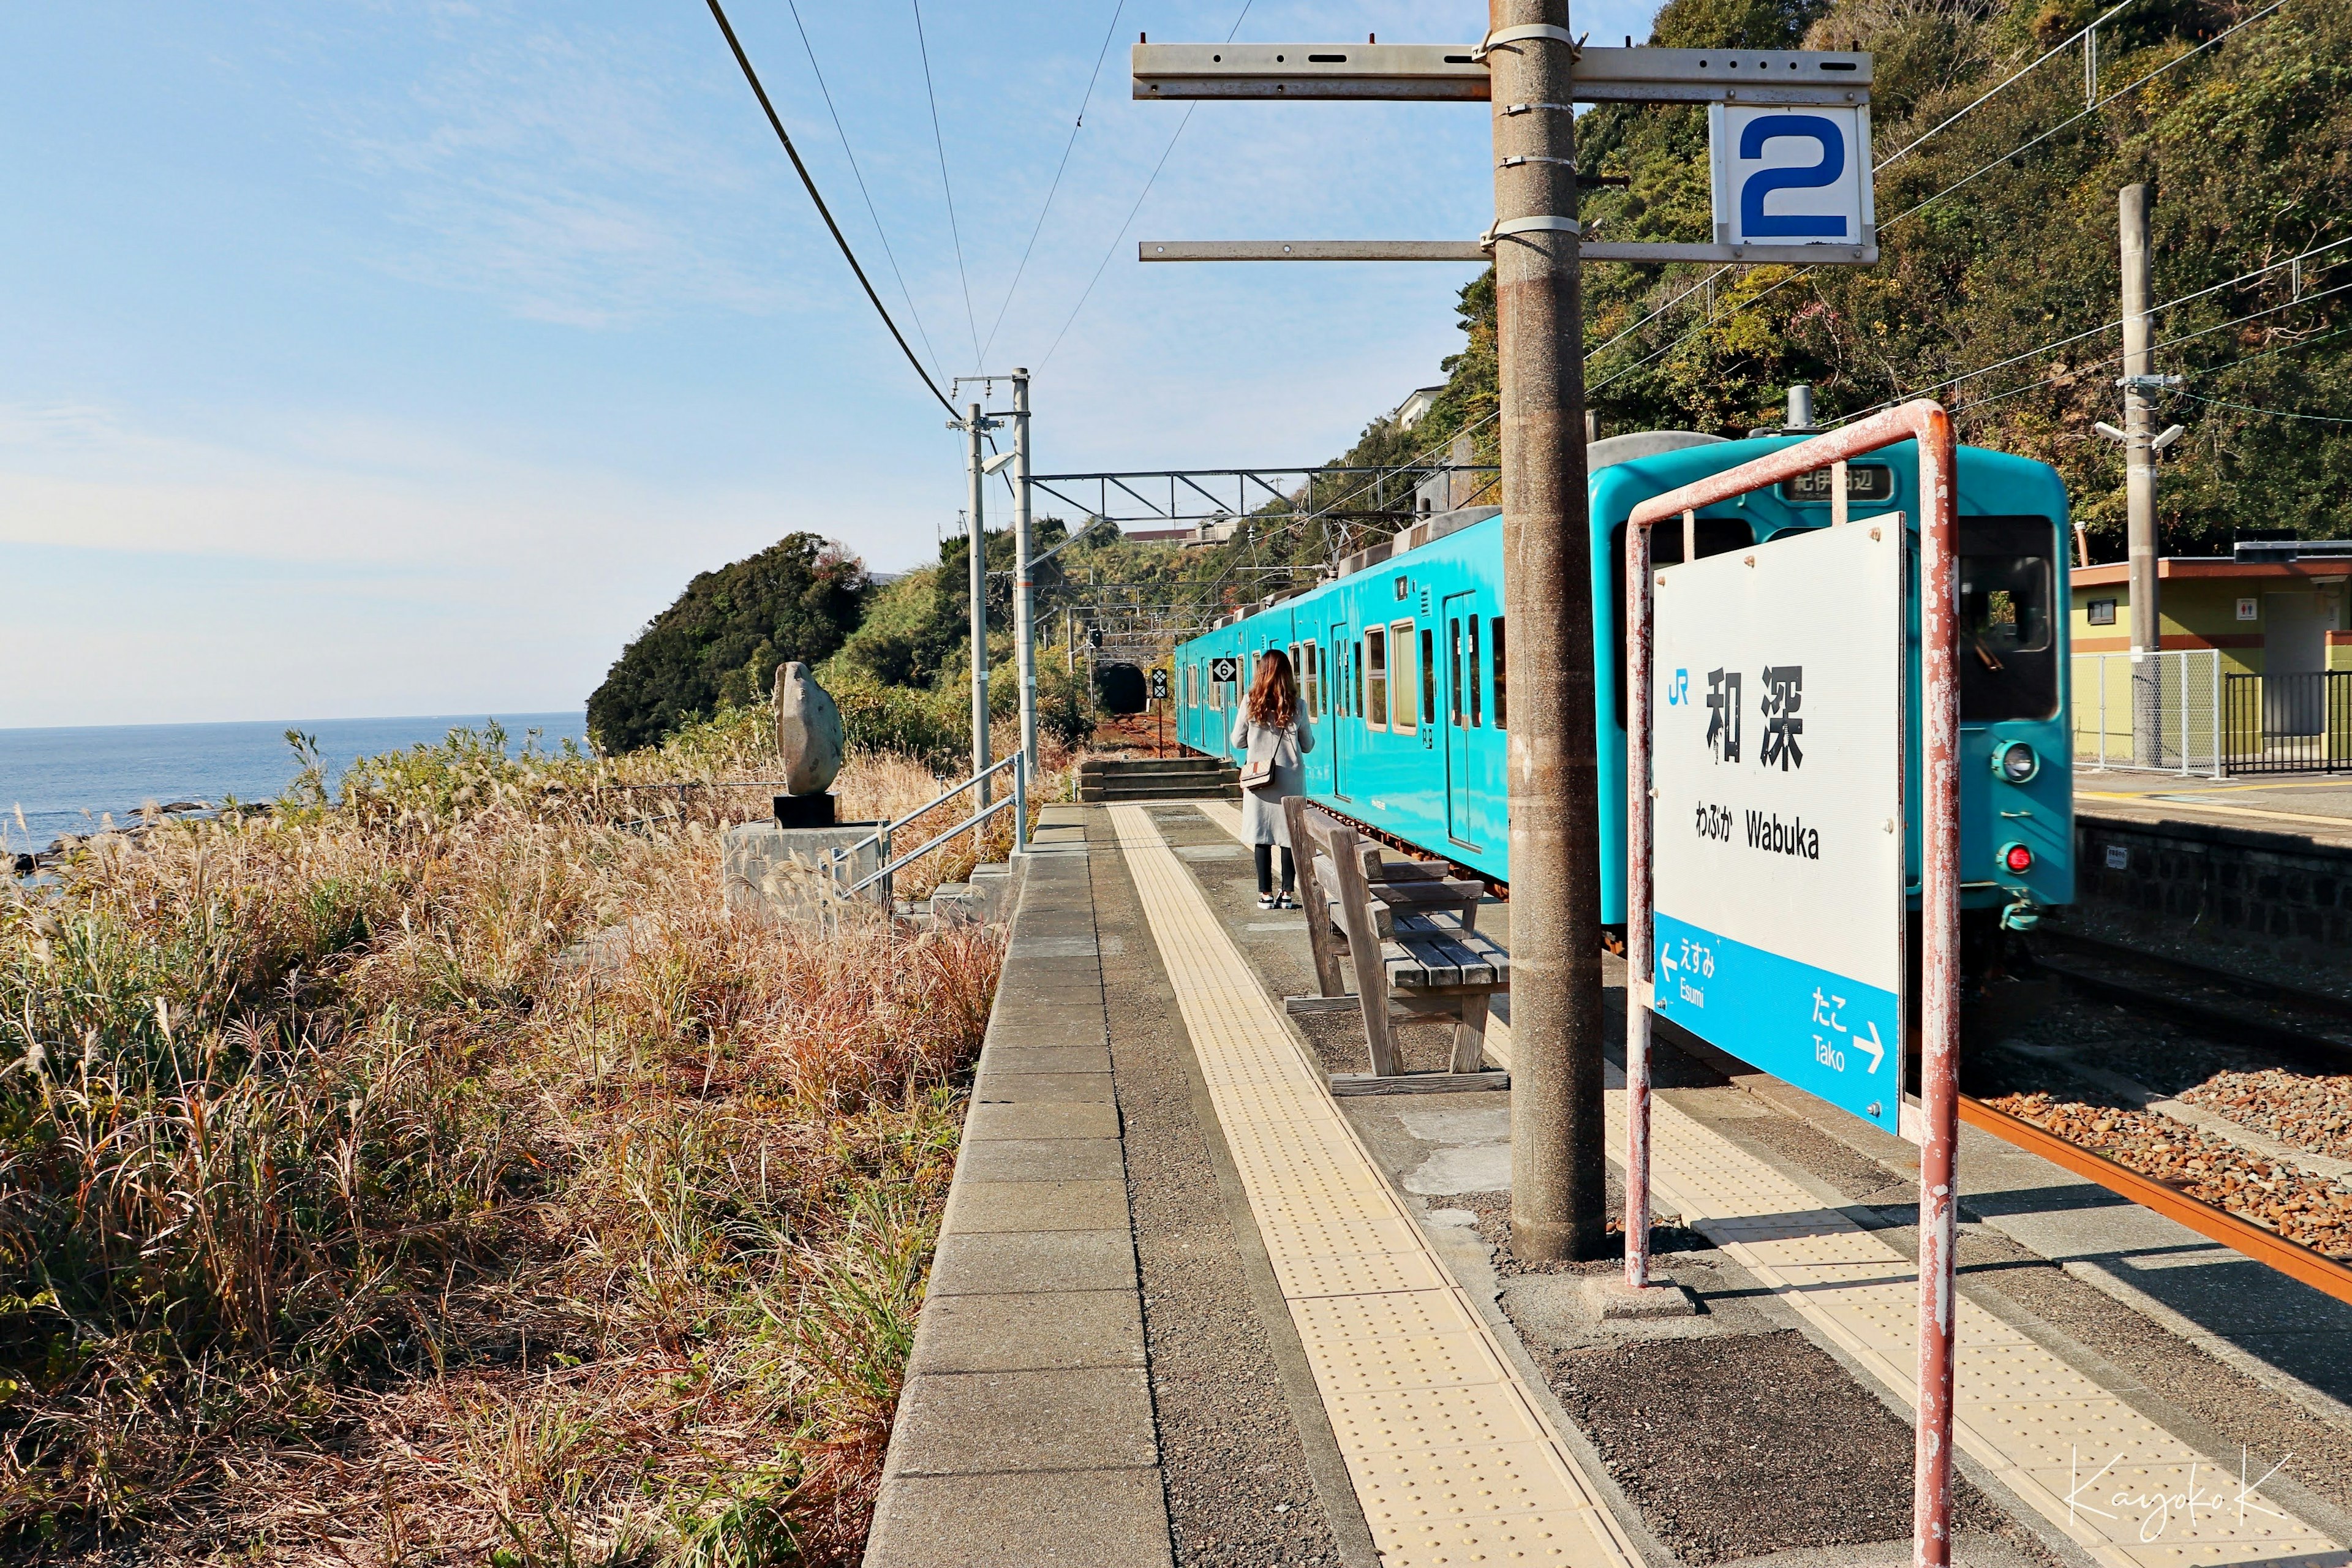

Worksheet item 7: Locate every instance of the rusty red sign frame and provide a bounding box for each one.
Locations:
[1623,400,1961,1568]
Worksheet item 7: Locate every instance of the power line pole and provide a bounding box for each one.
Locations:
[1012,368,1039,784]
[1492,0,1607,1264]
[2121,184,2161,767]
[963,402,997,802]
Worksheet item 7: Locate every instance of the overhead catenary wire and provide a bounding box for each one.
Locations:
[981,1,1126,364]
[1038,1,1256,374]
[1943,281,2352,418]
[781,0,948,386]
[911,0,984,368]
[1833,236,2352,424]
[2173,390,2352,424]
[704,0,956,415]
[1587,1,2287,395]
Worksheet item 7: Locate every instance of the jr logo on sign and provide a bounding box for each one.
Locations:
[1711,106,1873,251]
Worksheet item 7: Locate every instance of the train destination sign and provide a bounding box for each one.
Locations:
[1649,518,1906,1133]
[1779,462,1893,504]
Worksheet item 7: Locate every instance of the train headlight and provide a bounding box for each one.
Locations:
[2000,842,2035,875]
[1991,741,2039,784]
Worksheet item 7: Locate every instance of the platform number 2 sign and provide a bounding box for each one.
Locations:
[1709,107,1874,251]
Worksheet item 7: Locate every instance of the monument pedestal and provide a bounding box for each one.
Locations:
[723,819,883,921]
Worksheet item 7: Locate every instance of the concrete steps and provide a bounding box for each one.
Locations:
[1077,755,1238,804]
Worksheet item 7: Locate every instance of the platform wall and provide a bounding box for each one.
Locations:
[2072,808,2352,963]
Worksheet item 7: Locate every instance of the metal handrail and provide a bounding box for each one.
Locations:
[848,793,1016,894]
[838,750,1025,862]
[840,750,1030,899]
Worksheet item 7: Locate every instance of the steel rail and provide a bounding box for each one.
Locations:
[1958,1095,2352,1310]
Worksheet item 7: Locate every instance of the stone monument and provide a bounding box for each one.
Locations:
[720,661,879,921]
[771,661,843,826]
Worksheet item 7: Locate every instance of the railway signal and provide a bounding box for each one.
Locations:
[1131,6,1880,1267]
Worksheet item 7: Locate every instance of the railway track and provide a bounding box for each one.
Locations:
[1969,926,2352,1306]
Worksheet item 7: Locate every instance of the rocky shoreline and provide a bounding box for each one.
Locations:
[9,799,262,876]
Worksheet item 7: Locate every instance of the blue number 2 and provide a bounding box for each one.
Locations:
[1739,115,1847,238]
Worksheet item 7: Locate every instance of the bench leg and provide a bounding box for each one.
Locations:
[1362,988,1399,1077]
[1449,993,1490,1074]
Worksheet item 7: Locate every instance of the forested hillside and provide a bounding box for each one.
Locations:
[1174,0,2346,598]
[588,0,2344,751]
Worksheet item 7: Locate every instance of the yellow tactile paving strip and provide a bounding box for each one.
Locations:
[1110,804,1642,1568]
[1191,801,2348,1566]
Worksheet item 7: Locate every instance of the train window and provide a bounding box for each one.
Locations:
[1391,621,1419,728]
[1610,516,1753,728]
[1449,619,1465,726]
[1365,627,1389,729]
[1420,628,1437,728]
[1491,617,1507,730]
[1468,617,1483,726]
[1959,517,2060,721]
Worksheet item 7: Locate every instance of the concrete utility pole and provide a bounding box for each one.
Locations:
[1493,0,1607,1263]
[2121,184,2162,767]
[1012,368,1039,784]
[965,402,993,804]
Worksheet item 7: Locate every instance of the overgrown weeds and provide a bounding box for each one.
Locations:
[0,717,1010,1564]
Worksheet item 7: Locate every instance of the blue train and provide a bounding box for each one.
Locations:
[1174,428,2074,943]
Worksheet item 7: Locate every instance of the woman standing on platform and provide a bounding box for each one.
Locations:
[1232,648,1316,910]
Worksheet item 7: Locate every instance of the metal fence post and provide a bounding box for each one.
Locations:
[1013,753,1030,854]
[879,821,894,910]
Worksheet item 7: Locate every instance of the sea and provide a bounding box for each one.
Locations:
[0,712,587,852]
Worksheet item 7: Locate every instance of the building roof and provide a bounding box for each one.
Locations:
[2072,557,2352,587]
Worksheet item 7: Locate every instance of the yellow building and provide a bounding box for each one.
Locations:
[2069,548,2351,676]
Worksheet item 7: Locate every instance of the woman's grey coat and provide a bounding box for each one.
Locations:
[1230,708,1316,848]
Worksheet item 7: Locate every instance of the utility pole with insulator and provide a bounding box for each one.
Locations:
[962,402,997,803]
[1012,368,1039,785]
[2122,184,2161,766]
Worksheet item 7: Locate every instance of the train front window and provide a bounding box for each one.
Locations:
[1958,517,2060,722]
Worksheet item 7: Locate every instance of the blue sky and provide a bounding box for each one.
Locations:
[1,1,1657,728]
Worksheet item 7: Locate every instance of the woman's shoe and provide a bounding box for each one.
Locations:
[1277,892,1297,910]
[1258,893,1277,910]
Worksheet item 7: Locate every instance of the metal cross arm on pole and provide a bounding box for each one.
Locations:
[1132,42,1869,104]
[1142,238,1877,265]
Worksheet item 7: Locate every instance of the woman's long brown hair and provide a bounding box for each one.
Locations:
[1245,648,1298,728]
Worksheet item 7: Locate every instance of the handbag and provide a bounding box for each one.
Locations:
[1238,727,1281,793]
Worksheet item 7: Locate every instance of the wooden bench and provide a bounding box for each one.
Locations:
[1281,797,1511,1095]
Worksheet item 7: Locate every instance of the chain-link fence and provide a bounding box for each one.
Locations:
[2070,650,2224,777]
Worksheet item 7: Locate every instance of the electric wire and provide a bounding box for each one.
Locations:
[703,0,956,415]
[1038,0,1255,374]
[911,0,984,368]
[1832,236,2352,424]
[2174,390,2352,424]
[1873,0,2138,172]
[981,0,1126,364]
[781,0,948,386]
[1877,0,2285,232]
[1942,281,2352,418]
[1586,1,2286,394]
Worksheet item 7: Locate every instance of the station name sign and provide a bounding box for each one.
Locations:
[1650,520,1906,1133]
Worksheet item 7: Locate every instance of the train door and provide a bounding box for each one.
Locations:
[1329,623,1351,800]
[1442,591,1482,849]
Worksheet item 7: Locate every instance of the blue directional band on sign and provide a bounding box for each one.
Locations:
[1651,912,1900,1134]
